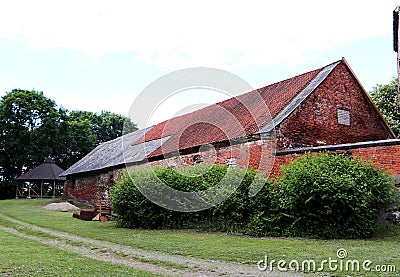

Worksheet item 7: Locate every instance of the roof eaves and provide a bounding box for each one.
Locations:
[257,60,341,134]
[16,162,66,181]
[275,138,400,156]
[60,127,163,177]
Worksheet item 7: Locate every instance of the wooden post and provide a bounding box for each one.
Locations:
[40,181,43,198]
[53,180,56,198]
[27,183,31,199]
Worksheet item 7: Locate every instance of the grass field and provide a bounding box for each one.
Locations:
[0,229,162,277]
[0,198,399,276]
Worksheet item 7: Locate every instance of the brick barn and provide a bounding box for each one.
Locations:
[61,58,400,207]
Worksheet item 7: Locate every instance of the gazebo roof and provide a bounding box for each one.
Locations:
[15,158,66,182]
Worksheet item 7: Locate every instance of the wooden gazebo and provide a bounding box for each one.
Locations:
[15,158,66,198]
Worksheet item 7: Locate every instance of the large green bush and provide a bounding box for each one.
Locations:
[109,169,167,229]
[110,164,258,229]
[276,153,397,239]
[110,154,397,239]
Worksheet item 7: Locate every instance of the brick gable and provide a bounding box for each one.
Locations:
[275,62,395,150]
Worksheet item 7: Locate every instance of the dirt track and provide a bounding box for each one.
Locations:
[0,213,303,277]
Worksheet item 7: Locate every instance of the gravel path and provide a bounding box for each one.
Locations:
[0,213,305,277]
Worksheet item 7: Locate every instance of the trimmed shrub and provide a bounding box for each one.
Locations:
[109,169,165,228]
[275,153,397,239]
[110,154,397,239]
[110,163,258,229]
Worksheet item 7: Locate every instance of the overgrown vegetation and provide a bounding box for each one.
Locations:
[111,153,398,239]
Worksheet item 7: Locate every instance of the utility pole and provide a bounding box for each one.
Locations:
[394,6,400,105]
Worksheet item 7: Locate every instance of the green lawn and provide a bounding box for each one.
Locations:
[0,224,161,276]
[0,198,399,276]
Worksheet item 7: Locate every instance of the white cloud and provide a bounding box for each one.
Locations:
[0,0,397,69]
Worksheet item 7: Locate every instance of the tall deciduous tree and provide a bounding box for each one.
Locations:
[57,110,138,169]
[0,89,60,198]
[55,109,98,170]
[0,89,138,199]
[370,79,400,137]
[66,110,138,144]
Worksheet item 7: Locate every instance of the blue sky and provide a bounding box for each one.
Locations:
[0,1,398,128]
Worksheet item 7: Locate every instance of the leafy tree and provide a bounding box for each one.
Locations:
[370,78,400,137]
[45,110,137,170]
[55,109,98,170]
[0,89,61,198]
[66,110,137,144]
[0,89,138,199]
[98,111,138,141]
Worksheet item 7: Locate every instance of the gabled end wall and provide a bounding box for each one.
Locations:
[275,60,395,150]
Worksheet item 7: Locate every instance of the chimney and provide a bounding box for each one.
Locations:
[394,6,400,105]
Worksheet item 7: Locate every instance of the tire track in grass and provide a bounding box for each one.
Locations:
[0,225,188,277]
[0,213,303,277]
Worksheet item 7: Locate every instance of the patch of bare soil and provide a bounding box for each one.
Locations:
[43,202,80,211]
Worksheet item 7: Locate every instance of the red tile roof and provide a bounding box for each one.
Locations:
[136,62,330,159]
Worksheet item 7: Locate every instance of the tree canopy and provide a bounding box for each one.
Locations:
[0,89,60,198]
[370,78,400,137]
[0,89,138,199]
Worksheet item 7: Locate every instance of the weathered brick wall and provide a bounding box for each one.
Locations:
[63,140,400,207]
[149,136,276,176]
[271,141,400,178]
[63,138,275,206]
[62,177,95,205]
[350,145,400,176]
[62,169,121,206]
[276,64,394,150]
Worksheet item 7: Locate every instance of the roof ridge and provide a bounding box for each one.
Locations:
[263,59,342,91]
[176,60,340,121]
[258,60,341,133]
